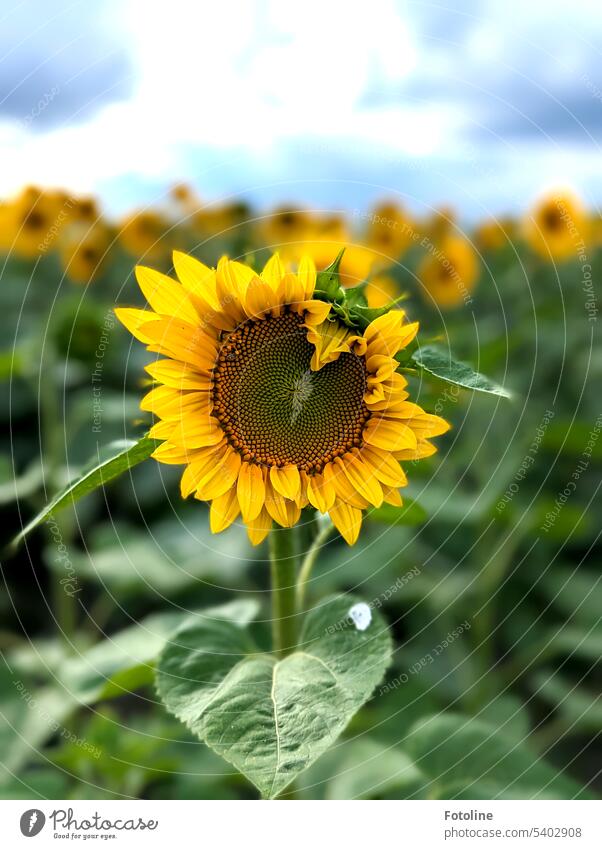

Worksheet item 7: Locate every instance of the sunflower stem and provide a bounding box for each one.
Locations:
[269,528,299,658]
[296,518,335,611]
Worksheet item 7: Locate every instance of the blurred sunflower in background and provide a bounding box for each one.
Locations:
[524,192,588,261]
[67,196,100,225]
[119,210,170,260]
[193,201,250,239]
[3,186,63,258]
[116,252,449,545]
[260,206,312,247]
[474,217,511,252]
[418,235,479,309]
[366,200,414,261]
[60,225,111,284]
[423,205,456,245]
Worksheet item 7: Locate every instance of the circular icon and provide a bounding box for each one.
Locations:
[19,810,46,837]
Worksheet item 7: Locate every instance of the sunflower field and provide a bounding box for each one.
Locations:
[0,183,600,801]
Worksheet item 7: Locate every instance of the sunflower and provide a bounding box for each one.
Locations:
[68,196,99,224]
[423,205,456,245]
[524,192,588,261]
[261,206,314,248]
[474,218,509,252]
[418,236,479,309]
[60,225,111,284]
[170,183,197,205]
[115,252,449,545]
[193,202,250,238]
[4,186,63,258]
[366,201,414,261]
[119,210,170,260]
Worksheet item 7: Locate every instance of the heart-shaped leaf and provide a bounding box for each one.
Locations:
[156,595,392,798]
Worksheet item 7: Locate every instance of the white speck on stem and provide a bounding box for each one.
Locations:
[348,602,372,631]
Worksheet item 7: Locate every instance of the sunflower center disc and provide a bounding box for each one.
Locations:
[213,312,369,472]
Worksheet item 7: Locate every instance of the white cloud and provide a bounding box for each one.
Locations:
[0,0,600,214]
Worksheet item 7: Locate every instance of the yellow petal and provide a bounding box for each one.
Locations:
[135,265,198,324]
[364,311,419,358]
[195,449,242,500]
[210,486,241,533]
[261,253,285,289]
[145,359,211,391]
[237,462,266,522]
[172,251,219,309]
[245,276,280,319]
[246,507,272,546]
[382,486,403,506]
[376,400,427,418]
[366,354,398,383]
[141,387,211,418]
[265,481,301,527]
[394,439,438,460]
[297,255,317,298]
[215,257,249,324]
[365,374,409,409]
[294,299,331,326]
[169,413,224,449]
[336,455,383,508]
[180,446,223,498]
[148,418,176,440]
[296,472,309,508]
[363,417,418,451]
[141,385,181,413]
[307,469,336,513]
[143,318,217,373]
[277,271,305,306]
[172,252,232,332]
[328,461,369,509]
[269,464,301,501]
[405,412,451,438]
[114,307,160,344]
[152,441,212,465]
[306,319,354,371]
[329,500,362,545]
[359,446,408,488]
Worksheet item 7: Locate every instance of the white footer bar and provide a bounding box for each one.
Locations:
[1,799,600,848]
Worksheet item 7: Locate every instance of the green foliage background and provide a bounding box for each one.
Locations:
[0,231,600,800]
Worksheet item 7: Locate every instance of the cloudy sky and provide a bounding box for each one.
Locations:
[1,0,601,219]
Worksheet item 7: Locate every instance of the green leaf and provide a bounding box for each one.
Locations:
[0,349,21,381]
[325,739,423,799]
[366,497,427,526]
[47,515,252,596]
[10,436,160,551]
[0,459,45,505]
[0,665,75,783]
[404,714,590,799]
[411,345,513,398]
[157,595,392,798]
[63,601,259,704]
[532,671,602,735]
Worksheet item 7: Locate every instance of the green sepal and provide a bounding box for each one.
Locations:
[315,249,346,302]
